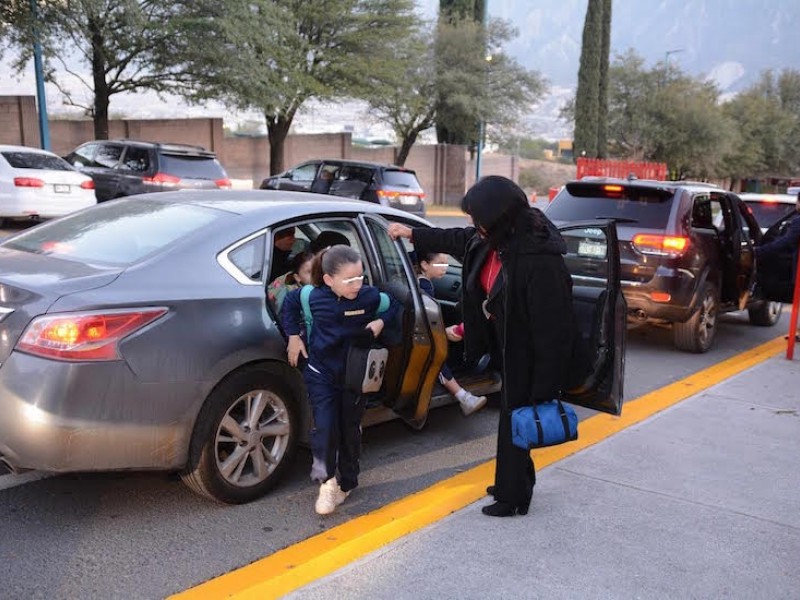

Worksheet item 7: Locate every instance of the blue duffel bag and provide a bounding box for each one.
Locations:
[511,399,578,450]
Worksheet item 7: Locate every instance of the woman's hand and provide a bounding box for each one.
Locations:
[387,223,413,241]
[365,318,385,338]
[287,335,307,367]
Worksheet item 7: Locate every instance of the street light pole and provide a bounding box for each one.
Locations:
[30,0,51,150]
[475,0,489,182]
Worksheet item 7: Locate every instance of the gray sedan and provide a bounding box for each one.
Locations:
[0,191,625,503]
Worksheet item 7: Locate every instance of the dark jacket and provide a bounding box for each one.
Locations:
[755,211,800,259]
[412,209,576,409]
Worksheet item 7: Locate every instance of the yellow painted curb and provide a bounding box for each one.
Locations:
[171,336,786,600]
[424,207,464,217]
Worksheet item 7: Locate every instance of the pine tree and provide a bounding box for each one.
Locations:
[574,0,603,160]
[596,0,613,158]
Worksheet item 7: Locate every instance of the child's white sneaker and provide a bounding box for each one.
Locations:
[457,391,487,416]
[315,478,350,515]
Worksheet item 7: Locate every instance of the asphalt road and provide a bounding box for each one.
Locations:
[0,215,793,599]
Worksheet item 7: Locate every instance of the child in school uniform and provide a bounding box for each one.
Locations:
[416,250,487,416]
[282,245,400,515]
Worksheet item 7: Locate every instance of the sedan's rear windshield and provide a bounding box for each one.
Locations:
[745,200,796,229]
[2,199,222,265]
[159,154,227,180]
[382,170,422,190]
[546,183,675,229]
[1,151,73,171]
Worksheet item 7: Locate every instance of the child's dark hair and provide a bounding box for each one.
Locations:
[289,250,313,275]
[312,244,361,286]
[414,249,440,275]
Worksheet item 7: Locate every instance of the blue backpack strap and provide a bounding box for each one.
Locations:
[377,292,390,316]
[300,285,314,340]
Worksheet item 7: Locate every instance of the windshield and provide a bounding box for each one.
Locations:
[159,154,227,179]
[2,151,73,171]
[383,170,422,191]
[2,199,223,266]
[745,200,796,230]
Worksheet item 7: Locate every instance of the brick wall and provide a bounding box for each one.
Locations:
[0,96,40,147]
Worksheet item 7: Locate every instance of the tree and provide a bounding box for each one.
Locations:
[179,0,418,174]
[0,0,202,140]
[366,18,545,166]
[573,0,604,159]
[596,0,612,158]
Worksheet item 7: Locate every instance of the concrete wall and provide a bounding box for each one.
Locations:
[1,95,520,207]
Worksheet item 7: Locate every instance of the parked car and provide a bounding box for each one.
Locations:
[260,159,426,216]
[546,178,786,353]
[0,191,624,503]
[64,139,231,201]
[0,144,96,227]
[739,192,797,233]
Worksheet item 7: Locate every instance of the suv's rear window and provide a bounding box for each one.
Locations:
[159,154,227,180]
[2,199,222,265]
[546,183,675,229]
[382,170,422,190]
[745,200,796,229]
[2,151,72,171]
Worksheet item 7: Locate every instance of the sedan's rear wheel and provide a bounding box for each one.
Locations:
[181,367,299,504]
[748,300,782,327]
[673,282,718,353]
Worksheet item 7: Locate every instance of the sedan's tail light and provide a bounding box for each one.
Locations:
[632,234,690,257]
[17,308,168,361]
[142,172,181,187]
[80,180,95,190]
[215,178,232,189]
[14,177,45,188]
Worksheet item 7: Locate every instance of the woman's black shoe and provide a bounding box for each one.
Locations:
[486,485,496,496]
[481,500,529,517]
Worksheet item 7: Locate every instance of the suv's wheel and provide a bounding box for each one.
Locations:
[748,300,782,327]
[181,367,299,504]
[673,282,718,353]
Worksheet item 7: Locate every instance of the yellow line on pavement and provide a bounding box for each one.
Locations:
[170,336,786,600]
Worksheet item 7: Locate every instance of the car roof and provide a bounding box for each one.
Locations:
[739,193,797,203]
[568,177,723,194]
[125,189,431,225]
[78,139,215,156]
[306,158,415,171]
[0,144,58,156]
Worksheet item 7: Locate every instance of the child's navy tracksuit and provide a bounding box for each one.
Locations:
[282,284,399,492]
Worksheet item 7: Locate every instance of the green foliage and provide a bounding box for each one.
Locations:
[518,167,543,191]
[596,0,612,158]
[496,135,556,160]
[439,0,484,23]
[573,0,604,159]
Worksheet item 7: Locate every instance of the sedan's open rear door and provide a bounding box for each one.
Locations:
[558,220,626,415]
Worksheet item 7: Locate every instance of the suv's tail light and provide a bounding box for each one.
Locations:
[632,234,690,257]
[377,190,425,203]
[215,178,232,189]
[143,172,181,187]
[17,308,168,361]
[14,177,45,188]
[80,180,95,190]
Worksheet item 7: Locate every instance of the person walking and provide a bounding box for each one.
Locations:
[755,192,800,260]
[282,245,400,515]
[389,176,576,517]
[415,249,487,416]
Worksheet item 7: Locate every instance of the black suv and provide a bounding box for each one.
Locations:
[64,140,231,202]
[546,178,783,353]
[260,159,426,216]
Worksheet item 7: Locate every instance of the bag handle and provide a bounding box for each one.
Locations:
[300,284,314,340]
[532,399,572,442]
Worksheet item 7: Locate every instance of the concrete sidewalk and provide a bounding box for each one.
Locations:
[288,355,800,599]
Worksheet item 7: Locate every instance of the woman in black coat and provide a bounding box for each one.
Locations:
[389,176,576,517]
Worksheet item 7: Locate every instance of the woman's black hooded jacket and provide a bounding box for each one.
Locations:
[411,208,577,409]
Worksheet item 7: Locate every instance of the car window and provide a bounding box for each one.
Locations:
[158,154,227,179]
[691,195,714,229]
[709,195,727,232]
[547,184,675,229]
[228,234,267,281]
[745,201,795,230]
[2,199,223,266]
[94,144,124,169]
[1,151,73,171]
[382,170,422,191]
[69,143,98,167]
[121,147,151,173]
[367,219,411,289]
[339,165,374,184]
[289,163,318,182]
[561,226,610,286]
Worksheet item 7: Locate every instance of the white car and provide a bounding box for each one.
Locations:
[739,192,797,233]
[0,144,97,227]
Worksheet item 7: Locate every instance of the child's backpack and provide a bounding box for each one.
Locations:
[300,285,390,394]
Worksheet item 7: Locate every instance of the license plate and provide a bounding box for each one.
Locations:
[399,195,418,205]
[577,240,606,258]
[53,184,70,193]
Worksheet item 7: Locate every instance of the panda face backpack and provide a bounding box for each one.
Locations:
[300,285,389,394]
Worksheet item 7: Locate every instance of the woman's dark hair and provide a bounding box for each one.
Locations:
[311,244,361,286]
[288,250,313,275]
[461,175,531,246]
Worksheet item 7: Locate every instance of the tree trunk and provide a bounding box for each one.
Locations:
[267,115,293,175]
[396,130,420,166]
[89,17,110,140]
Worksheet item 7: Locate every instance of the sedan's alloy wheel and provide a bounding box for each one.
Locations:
[215,389,291,487]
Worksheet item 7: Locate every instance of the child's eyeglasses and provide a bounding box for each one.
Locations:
[339,275,365,286]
